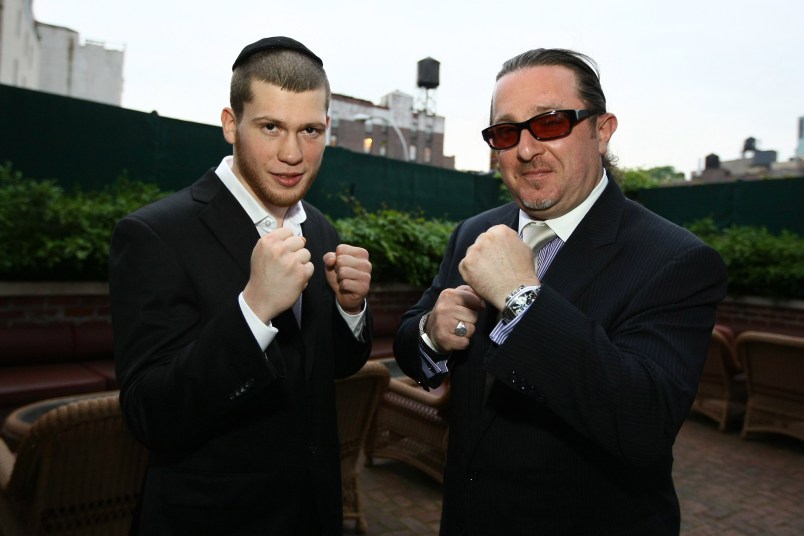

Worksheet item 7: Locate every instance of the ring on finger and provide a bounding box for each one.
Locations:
[455,320,468,337]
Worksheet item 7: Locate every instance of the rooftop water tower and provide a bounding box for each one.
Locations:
[416,57,440,115]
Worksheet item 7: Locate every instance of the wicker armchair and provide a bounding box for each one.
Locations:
[364,374,450,484]
[335,361,390,534]
[737,331,804,442]
[691,326,746,431]
[0,392,148,536]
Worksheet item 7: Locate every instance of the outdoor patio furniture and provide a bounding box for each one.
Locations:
[364,368,450,484]
[335,360,390,534]
[737,330,804,442]
[0,392,148,535]
[691,325,746,431]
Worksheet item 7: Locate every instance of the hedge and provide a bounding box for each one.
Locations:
[1,164,802,300]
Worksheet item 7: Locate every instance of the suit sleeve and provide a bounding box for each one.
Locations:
[110,215,294,452]
[486,242,727,467]
[394,220,467,385]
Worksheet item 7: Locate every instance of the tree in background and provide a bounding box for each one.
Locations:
[620,166,685,194]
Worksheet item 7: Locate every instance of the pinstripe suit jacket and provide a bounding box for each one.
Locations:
[394,179,727,535]
[110,169,371,535]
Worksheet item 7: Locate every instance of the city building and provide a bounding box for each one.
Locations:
[327,57,455,169]
[4,4,454,168]
[0,0,124,105]
[328,91,454,169]
[693,128,804,182]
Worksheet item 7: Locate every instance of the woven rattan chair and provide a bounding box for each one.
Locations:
[364,373,450,484]
[737,331,804,442]
[335,361,390,534]
[0,392,148,535]
[691,326,746,431]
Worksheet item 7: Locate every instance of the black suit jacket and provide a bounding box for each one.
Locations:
[394,180,727,536]
[109,169,371,535]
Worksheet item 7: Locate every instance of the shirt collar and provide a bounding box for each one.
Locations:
[518,170,609,242]
[214,156,306,236]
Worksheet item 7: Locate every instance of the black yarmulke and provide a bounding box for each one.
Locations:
[232,36,323,70]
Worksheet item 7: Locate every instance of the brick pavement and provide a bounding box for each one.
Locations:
[346,414,804,535]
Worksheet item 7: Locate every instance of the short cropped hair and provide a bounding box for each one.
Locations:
[230,49,331,121]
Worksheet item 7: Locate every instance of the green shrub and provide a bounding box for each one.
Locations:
[2,165,802,300]
[334,208,455,287]
[687,218,804,300]
[0,163,168,280]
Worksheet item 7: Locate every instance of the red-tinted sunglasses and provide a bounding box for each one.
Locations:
[481,109,599,150]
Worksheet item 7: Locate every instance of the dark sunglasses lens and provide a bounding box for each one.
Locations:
[530,112,572,140]
[487,125,520,149]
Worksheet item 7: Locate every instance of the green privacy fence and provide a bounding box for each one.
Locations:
[0,83,497,221]
[307,147,499,220]
[630,178,804,235]
[0,84,231,192]
[2,83,801,230]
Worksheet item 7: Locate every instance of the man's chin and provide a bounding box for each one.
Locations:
[521,197,556,212]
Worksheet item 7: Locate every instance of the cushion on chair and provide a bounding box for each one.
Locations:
[0,365,107,408]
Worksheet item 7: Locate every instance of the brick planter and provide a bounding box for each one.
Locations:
[1,282,800,338]
[0,282,425,333]
[716,295,804,337]
[0,282,111,328]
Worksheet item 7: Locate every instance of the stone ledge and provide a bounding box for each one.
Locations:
[0,282,109,296]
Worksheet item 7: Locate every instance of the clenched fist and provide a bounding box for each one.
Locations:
[323,244,371,314]
[459,224,539,310]
[243,227,314,322]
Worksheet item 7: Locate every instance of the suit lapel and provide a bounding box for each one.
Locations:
[300,214,325,379]
[540,179,624,300]
[468,206,519,444]
[471,182,626,452]
[194,170,258,277]
[194,170,308,368]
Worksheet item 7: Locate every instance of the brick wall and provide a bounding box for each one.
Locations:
[716,296,804,337]
[0,282,423,333]
[2,283,802,338]
[0,283,111,327]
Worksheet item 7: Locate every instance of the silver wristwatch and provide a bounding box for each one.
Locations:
[502,285,541,324]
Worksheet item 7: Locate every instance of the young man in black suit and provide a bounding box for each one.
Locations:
[109,36,372,535]
[394,48,728,535]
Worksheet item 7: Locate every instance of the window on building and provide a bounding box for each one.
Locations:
[424,146,432,163]
[409,145,417,162]
[329,117,339,147]
[379,141,387,157]
[363,137,374,154]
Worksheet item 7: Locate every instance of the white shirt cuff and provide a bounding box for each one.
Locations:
[238,292,277,351]
[336,299,368,340]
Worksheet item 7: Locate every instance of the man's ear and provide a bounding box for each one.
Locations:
[597,113,618,155]
[221,107,237,144]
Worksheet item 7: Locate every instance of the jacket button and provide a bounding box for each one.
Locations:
[467,471,478,482]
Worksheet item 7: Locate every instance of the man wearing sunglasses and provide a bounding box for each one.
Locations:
[394,48,727,535]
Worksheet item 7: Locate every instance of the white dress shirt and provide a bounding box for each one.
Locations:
[215,156,366,351]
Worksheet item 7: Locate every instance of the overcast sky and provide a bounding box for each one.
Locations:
[34,0,803,177]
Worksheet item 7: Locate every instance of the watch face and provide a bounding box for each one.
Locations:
[512,295,530,307]
[504,290,536,322]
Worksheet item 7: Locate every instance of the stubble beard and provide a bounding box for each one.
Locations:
[234,142,317,209]
[521,197,557,211]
